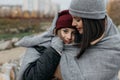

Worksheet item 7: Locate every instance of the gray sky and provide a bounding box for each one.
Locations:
[51,0,71,10]
[0,0,108,10]
[0,0,72,10]
[0,0,22,5]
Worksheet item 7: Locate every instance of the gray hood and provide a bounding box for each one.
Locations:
[60,16,120,80]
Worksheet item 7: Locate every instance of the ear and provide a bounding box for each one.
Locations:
[54,29,62,37]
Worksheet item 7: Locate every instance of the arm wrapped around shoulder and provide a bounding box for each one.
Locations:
[51,36,64,55]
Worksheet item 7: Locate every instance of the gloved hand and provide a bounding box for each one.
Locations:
[51,36,64,55]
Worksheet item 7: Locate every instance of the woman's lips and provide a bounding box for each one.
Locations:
[77,28,81,31]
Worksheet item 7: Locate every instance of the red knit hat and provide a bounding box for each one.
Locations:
[56,10,74,30]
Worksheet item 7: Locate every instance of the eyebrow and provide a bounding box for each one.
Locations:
[73,16,81,19]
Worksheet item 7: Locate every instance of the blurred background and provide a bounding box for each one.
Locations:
[0,0,72,40]
[0,0,120,80]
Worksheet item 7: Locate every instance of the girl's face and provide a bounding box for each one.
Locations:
[57,28,76,44]
[72,16,83,34]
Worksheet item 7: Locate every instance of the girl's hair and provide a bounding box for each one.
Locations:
[76,17,106,59]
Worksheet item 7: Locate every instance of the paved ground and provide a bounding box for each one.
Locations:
[0,47,26,64]
[0,47,120,79]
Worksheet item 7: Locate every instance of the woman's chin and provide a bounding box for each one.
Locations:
[79,30,83,34]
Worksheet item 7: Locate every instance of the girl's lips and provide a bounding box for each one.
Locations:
[64,40,71,44]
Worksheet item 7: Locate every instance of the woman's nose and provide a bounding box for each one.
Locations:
[72,20,77,26]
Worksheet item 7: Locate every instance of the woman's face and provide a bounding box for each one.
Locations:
[72,16,83,34]
[57,28,76,44]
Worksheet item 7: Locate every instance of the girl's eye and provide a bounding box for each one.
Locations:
[72,31,75,34]
[63,29,68,33]
[72,31,76,35]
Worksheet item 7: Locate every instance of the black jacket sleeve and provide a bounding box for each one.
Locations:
[23,46,61,80]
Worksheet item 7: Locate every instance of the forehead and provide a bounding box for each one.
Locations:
[71,15,81,19]
[73,16,81,19]
[60,28,76,31]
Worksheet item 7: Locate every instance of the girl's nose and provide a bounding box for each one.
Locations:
[66,33,72,40]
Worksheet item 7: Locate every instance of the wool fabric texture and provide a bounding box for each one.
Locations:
[56,10,73,30]
[69,0,106,19]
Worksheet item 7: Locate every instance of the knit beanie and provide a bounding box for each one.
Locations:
[69,0,106,19]
[56,10,74,30]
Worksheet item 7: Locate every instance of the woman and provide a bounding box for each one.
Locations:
[59,0,120,80]
[16,10,81,80]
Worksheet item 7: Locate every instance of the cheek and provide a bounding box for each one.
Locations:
[78,29,83,34]
[60,32,65,38]
[78,22,83,34]
[78,22,83,28]
[59,32,65,40]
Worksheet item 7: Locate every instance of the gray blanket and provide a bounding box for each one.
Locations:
[60,16,120,80]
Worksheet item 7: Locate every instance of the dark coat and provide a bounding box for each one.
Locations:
[23,46,61,80]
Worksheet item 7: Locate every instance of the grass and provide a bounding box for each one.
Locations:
[0,18,52,40]
[0,32,33,40]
